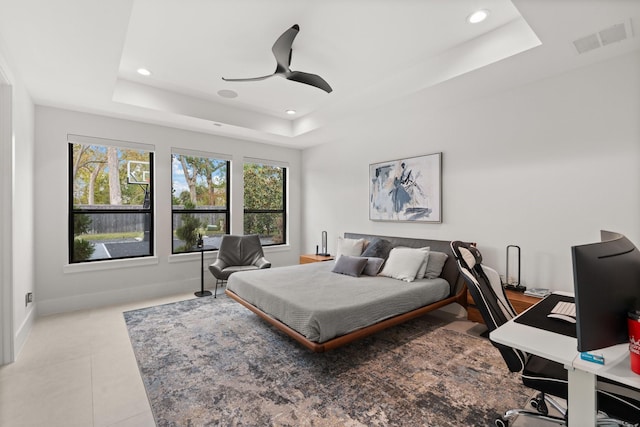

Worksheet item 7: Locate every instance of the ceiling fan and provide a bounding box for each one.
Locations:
[222,24,333,93]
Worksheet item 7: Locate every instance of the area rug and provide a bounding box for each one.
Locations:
[124,295,530,426]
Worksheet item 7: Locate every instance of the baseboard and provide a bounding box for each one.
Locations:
[36,276,204,316]
[14,304,35,360]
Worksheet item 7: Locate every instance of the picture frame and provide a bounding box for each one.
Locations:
[369,152,442,223]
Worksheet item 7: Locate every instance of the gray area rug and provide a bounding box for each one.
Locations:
[124,295,530,426]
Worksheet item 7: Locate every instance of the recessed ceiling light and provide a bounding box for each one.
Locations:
[467,9,490,24]
[217,89,238,99]
[137,68,152,76]
[285,109,296,115]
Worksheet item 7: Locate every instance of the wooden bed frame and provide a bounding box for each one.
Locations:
[225,233,469,353]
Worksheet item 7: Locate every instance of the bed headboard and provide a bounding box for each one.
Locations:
[344,232,468,298]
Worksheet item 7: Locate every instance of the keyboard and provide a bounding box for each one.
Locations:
[550,301,576,317]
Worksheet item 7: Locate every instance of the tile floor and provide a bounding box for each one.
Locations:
[0,292,195,427]
[0,293,554,427]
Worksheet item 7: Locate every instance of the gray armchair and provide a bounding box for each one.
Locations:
[209,234,271,297]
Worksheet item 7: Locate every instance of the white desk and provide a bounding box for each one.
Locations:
[490,291,640,427]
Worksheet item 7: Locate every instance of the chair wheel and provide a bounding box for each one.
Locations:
[494,418,508,427]
[530,396,549,415]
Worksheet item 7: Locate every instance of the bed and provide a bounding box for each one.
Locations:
[225,232,469,352]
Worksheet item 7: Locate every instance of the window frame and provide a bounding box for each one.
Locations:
[170,150,231,254]
[68,135,155,264]
[243,159,287,247]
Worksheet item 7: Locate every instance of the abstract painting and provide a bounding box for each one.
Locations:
[369,152,442,222]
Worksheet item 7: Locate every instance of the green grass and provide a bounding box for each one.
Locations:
[80,230,238,241]
[170,229,225,238]
[78,232,142,241]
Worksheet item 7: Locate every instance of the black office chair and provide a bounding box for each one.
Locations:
[450,241,640,427]
[209,234,271,297]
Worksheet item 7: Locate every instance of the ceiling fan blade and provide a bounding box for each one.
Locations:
[221,24,331,94]
[222,74,273,82]
[287,71,333,93]
[272,24,299,72]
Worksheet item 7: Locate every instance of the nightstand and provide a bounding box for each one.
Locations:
[467,289,541,323]
[299,254,334,264]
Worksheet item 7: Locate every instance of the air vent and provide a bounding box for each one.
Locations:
[573,19,634,55]
[573,34,601,54]
[599,23,627,46]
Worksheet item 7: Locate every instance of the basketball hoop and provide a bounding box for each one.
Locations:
[127,160,150,185]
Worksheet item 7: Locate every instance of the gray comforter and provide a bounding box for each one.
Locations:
[226,261,450,343]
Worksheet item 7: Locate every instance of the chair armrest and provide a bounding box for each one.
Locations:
[208,259,229,278]
[254,257,271,269]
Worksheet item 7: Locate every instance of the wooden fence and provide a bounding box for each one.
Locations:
[76,205,225,235]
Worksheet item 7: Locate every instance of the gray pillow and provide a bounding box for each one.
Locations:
[360,238,393,260]
[332,255,368,277]
[425,251,448,279]
[361,257,385,276]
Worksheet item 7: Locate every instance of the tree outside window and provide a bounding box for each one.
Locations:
[68,141,153,263]
[243,162,286,245]
[171,153,229,253]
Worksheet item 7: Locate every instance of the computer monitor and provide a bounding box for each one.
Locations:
[572,230,640,352]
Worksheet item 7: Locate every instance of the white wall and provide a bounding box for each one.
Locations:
[302,51,640,292]
[34,107,301,315]
[0,46,36,362]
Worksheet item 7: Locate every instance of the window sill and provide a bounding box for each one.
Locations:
[168,251,217,264]
[166,244,290,264]
[263,244,290,254]
[64,256,159,274]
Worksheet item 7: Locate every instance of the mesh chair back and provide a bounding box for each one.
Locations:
[451,241,529,373]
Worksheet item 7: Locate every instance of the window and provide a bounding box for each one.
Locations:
[171,151,230,253]
[243,160,287,246]
[68,136,154,263]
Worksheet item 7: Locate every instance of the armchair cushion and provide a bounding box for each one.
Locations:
[208,259,230,280]
[254,256,271,269]
[209,235,271,281]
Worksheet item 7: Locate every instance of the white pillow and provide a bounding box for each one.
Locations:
[394,246,430,279]
[415,247,430,279]
[379,247,428,282]
[335,237,365,259]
